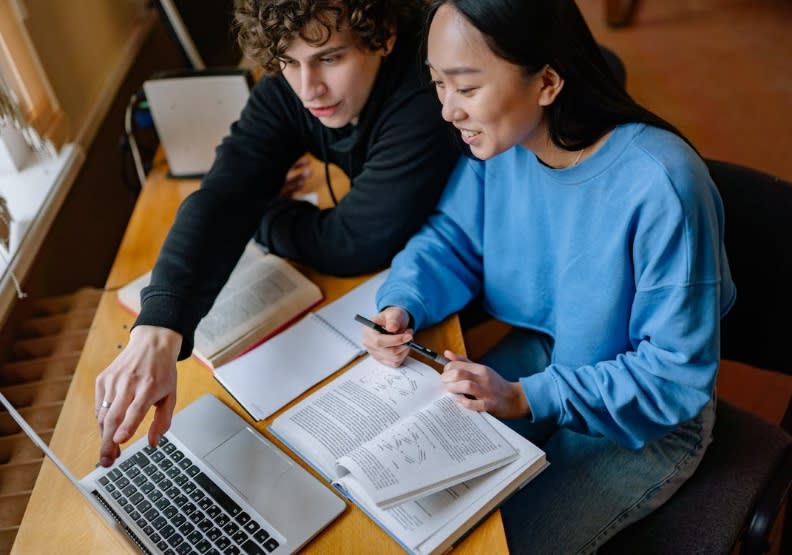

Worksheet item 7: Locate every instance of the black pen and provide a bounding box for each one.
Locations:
[354,314,451,365]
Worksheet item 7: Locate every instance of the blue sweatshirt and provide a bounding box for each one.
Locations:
[377,124,735,449]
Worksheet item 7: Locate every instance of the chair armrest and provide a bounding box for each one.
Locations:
[741,444,792,554]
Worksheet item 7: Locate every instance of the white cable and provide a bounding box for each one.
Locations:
[0,212,28,299]
[157,0,206,70]
[124,92,147,188]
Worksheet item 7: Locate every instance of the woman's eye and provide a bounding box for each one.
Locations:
[457,87,476,96]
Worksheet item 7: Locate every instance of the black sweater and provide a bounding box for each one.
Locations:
[135,18,459,359]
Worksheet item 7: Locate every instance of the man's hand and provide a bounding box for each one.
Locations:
[95,325,182,467]
[361,306,413,367]
[440,351,531,419]
[280,155,312,198]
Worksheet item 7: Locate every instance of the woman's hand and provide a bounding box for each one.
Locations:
[361,306,413,367]
[440,351,532,419]
[95,325,182,467]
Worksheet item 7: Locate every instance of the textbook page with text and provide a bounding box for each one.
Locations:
[270,356,547,555]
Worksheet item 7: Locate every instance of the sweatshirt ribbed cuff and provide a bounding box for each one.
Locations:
[134,293,203,361]
[520,372,562,424]
[376,286,429,331]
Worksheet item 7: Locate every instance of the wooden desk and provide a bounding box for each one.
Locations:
[12,158,508,554]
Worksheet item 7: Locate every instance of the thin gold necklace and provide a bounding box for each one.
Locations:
[572,147,585,166]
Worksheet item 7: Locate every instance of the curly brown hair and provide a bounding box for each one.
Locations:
[234,0,425,74]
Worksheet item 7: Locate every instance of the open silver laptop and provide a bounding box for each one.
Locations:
[143,69,252,178]
[1,393,345,554]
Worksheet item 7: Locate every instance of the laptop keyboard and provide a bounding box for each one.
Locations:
[96,436,281,554]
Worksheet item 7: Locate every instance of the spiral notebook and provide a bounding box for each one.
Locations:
[214,270,388,420]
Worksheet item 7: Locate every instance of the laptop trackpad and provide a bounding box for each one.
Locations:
[204,428,293,500]
[203,426,345,545]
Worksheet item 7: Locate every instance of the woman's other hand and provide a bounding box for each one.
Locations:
[440,351,531,419]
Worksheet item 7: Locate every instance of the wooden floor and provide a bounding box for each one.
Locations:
[579,0,792,182]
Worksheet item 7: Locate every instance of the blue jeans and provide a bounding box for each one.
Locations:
[481,328,715,554]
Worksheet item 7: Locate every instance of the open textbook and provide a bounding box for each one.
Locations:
[270,356,547,555]
[117,242,323,369]
[213,270,389,420]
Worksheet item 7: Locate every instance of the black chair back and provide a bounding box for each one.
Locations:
[706,159,792,374]
[599,160,792,555]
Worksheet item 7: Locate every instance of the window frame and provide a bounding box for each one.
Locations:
[0,0,69,148]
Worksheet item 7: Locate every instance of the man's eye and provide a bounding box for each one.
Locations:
[320,56,339,64]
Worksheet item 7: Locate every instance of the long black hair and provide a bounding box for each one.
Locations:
[424,0,689,152]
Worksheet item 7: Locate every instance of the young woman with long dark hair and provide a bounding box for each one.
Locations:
[363,1,735,551]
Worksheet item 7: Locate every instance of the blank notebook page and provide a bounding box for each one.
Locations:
[213,314,361,420]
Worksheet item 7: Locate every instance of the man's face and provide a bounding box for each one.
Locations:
[280,24,393,128]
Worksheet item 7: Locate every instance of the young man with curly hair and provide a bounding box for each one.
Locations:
[95,0,459,467]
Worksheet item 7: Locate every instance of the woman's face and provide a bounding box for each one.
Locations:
[427,4,556,160]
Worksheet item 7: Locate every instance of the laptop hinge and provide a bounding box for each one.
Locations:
[90,490,153,555]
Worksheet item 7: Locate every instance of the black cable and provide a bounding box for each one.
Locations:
[318,131,338,206]
[324,161,338,206]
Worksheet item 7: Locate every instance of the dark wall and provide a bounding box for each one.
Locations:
[158,0,241,68]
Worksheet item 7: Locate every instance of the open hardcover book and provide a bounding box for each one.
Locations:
[270,356,547,555]
[117,242,323,369]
